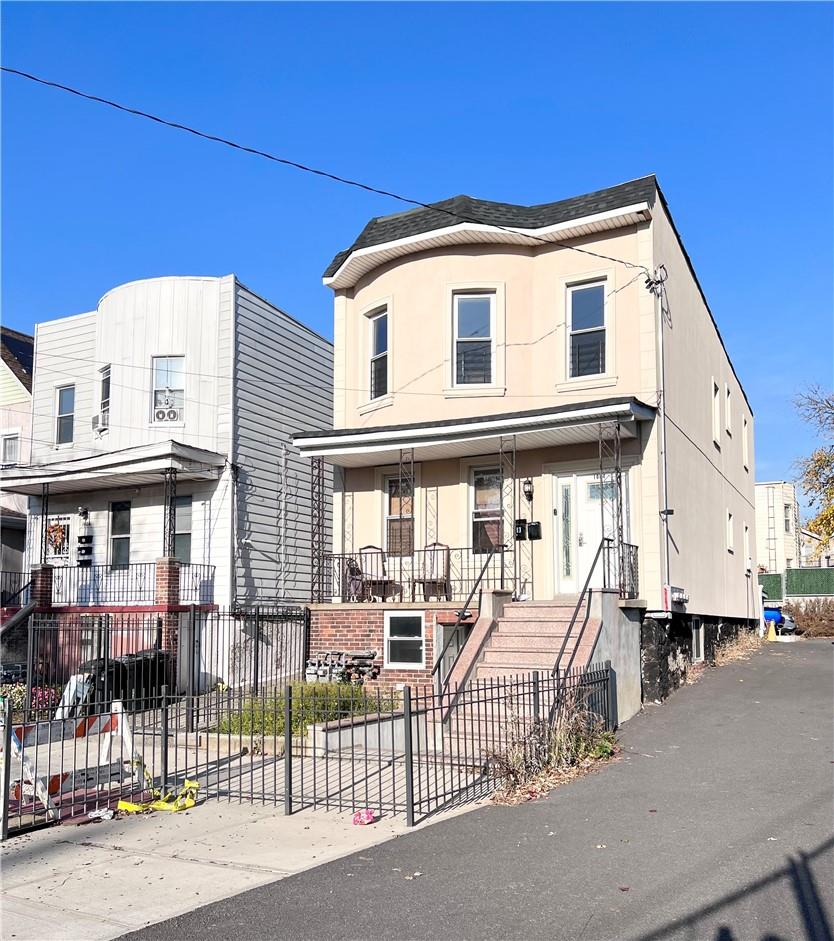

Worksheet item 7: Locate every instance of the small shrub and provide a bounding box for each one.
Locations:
[0,683,61,716]
[216,681,397,738]
[784,599,834,637]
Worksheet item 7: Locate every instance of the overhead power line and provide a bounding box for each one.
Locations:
[1,66,650,276]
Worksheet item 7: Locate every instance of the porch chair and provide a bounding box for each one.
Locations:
[412,542,452,601]
[357,545,399,602]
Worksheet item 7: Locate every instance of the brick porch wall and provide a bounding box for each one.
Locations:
[308,604,472,692]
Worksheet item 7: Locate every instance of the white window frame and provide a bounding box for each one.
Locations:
[383,475,414,558]
[151,356,185,423]
[783,503,792,534]
[174,494,192,564]
[725,383,732,435]
[744,523,751,572]
[99,365,111,429]
[692,616,704,663]
[368,308,389,401]
[566,279,608,380]
[712,379,721,447]
[742,415,749,470]
[1,431,20,465]
[383,610,426,669]
[727,509,734,553]
[109,500,132,568]
[453,292,496,388]
[55,384,75,446]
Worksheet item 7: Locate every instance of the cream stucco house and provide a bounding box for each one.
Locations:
[754,480,801,573]
[296,176,759,712]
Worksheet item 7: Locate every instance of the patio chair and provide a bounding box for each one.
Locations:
[412,542,452,601]
[357,546,399,601]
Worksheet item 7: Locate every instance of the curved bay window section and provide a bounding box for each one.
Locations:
[568,282,606,378]
[369,309,388,400]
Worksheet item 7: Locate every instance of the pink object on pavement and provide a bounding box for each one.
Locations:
[352,808,376,825]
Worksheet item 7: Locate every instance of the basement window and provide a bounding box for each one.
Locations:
[384,611,425,669]
[692,617,704,663]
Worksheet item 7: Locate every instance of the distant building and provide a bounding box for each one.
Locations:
[0,326,33,580]
[754,481,801,573]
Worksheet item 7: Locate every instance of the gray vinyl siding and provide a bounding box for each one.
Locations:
[232,282,333,603]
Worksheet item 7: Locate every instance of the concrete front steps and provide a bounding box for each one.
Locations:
[473,598,600,682]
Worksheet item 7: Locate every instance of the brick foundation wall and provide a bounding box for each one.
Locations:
[308,606,466,692]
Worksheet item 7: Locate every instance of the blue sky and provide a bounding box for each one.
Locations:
[2,2,832,511]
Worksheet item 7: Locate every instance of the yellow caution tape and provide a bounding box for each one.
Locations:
[118,779,200,814]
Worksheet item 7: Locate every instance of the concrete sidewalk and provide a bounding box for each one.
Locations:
[0,800,438,939]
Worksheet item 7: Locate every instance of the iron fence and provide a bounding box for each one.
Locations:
[52,563,158,606]
[180,563,216,604]
[324,546,513,603]
[2,607,612,836]
[0,571,30,607]
[602,539,639,600]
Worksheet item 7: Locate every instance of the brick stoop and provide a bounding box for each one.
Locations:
[472,599,601,681]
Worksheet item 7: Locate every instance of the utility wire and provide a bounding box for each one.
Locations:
[1,65,650,275]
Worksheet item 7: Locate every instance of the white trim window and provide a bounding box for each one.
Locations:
[385,477,414,557]
[726,509,734,553]
[712,379,721,447]
[742,415,750,470]
[384,611,425,669]
[110,500,131,568]
[568,281,606,378]
[152,356,185,422]
[783,503,792,534]
[744,523,751,572]
[454,293,494,385]
[45,514,71,564]
[472,467,503,554]
[725,383,732,435]
[369,309,388,400]
[99,365,111,429]
[1,433,20,465]
[175,495,192,563]
[692,617,704,663]
[55,384,75,445]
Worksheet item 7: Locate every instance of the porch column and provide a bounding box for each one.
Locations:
[162,468,178,558]
[155,557,181,653]
[40,482,50,565]
[31,563,53,609]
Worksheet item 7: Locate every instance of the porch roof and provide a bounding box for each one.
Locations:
[294,396,655,468]
[0,440,227,495]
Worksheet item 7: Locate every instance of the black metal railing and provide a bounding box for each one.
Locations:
[52,563,158,606]
[0,570,31,607]
[324,545,513,603]
[602,538,639,600]
[180,563,216,604]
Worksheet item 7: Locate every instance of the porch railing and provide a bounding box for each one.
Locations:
[0,570,31,607]
[323,546,514,603]
[180,563,216,604]
[602,539,639,600]
[52,563,158,605]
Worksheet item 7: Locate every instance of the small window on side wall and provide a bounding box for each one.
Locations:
[692,617,704,663]
[568,282,606,378]
[712,380,721,447]
[454,293,494,385]
[384,611,425,669]
[56,385,75,445]
[1,433,20,465]
[742,415,750,470]
[369,309,388,400]
[152,356,185,422]
[110,501,131,568]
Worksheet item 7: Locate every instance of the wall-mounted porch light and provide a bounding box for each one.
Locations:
[522,478,534,503]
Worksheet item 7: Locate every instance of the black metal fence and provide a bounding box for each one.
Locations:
[324,546,514,603]
[0,570,30,607]
[2,608,612,836]
[602,539,639,599]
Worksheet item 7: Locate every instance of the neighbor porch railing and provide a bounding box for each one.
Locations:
[47,562,216,606]
[0,570,31,607]
[323,545,514,603]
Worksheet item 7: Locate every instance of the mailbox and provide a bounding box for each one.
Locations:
[527,521,542,540]
[514,519,528,540]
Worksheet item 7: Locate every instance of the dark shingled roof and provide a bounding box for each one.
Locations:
[1,326,34,393]
[323,175,658,278]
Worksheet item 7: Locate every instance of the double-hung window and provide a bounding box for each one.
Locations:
[472,467,502,554]
[369,310,388,400]
[99,365,111,428]
[568,282,606,378]
[454,294,494,385]
[385,477,413,557]
[110,501,131,568]
[384,611,425,669]
[783,504,792,534]
[1,433,20,465]
[152,356,185,422]
[175,495,192,563]
[56,385,75,445]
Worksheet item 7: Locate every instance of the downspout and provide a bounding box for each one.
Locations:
[653,268,672,604]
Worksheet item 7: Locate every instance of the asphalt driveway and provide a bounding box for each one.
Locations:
[123,639,833,941]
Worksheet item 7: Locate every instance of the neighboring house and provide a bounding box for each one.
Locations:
[0,327,34,593]
[755,481,801,573]
[0,275,332,608]
[800,528,834,567]
[296,175,758,715]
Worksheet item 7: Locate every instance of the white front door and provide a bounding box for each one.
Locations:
[552,472,629,596]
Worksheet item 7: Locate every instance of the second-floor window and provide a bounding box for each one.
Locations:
[454,293,494,385]
[56,385,75,445]
[784,504,792,533]
[152,356,185,422]
[99,365,111,428]
[743,415,750,470]
[1,433,20,465]
[110,501,131,567]
[369,310,388,400]
[568,282,606,378]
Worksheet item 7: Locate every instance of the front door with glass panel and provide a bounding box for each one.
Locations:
[552,472,628,595]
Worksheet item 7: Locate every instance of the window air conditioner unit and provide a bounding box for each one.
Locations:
[91,411,110,432]
[154,408,182,422]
